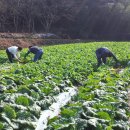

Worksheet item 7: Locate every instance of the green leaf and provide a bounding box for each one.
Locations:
[97,111,111,120]
[4,105,16,119]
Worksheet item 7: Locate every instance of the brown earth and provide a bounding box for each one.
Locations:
[0,33,87,49]
[0,33,45,49]
[0,38,45,49]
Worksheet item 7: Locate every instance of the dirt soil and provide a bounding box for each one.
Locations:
[0,33,86,49]
[0,38,46,49]
[0,33,45,49]
[0,33,59,49]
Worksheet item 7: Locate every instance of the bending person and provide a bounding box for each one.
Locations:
[96,47,119,67]
[24,46,43,62]
[6,46,22,63]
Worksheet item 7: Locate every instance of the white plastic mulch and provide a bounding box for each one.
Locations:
[36,87,77,130]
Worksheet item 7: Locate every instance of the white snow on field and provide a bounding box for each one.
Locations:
[36,87,77,130]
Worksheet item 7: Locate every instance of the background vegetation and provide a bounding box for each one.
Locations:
[0,0,130,40]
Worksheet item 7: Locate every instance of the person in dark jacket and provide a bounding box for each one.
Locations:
[24,46,43,62]
[96,47,118,67]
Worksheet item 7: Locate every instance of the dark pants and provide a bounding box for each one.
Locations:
[96,51,107,67]
[33,50,43,62]
[6,49,14,63]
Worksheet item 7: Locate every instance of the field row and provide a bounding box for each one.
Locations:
[0,42,130,130]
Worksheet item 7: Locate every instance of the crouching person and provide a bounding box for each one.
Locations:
[6,46,22,63]
[96,47,119,67]
[24,46,43,62]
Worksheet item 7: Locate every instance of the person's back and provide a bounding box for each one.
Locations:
[96,47,112,57]
[8,46,18,53]
[6,46,22,63]
[96,47,118,67]
[24,46,43,62]
[29,46,41,54]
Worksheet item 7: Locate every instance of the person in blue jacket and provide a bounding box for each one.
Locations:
[24,46,43,62]
[96,47,119,67]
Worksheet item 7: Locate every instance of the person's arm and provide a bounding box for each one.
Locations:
[12,50,20,61]
[14,54,18,59]
[13,54,21,62]
[24,50,30,59]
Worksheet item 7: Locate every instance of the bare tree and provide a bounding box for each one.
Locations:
[36,0,59,32]
[6,0,22,32]
[0,0,8,32]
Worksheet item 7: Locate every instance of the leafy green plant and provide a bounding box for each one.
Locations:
[97,111,111,120]
[17,110,31,120]
[18,86,31,95]
[0,122,4,130]
[4,105,16,119]
[61,108,77,118]
[15,96,32,106]
[0,42,130,129]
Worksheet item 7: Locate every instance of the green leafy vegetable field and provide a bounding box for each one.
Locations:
[0,42,130,130]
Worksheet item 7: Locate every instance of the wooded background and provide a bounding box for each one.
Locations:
[0,0,130,40]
